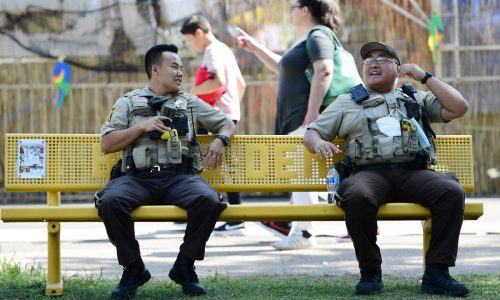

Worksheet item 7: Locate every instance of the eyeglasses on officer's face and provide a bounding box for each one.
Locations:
[289,5,303,12]
[362,56,398,65]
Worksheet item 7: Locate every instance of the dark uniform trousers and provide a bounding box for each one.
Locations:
[337,168,465,271]
[95,170,226,266]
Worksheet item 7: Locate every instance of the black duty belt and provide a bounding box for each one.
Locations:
[355,162,413,172]
[137,164,181,174]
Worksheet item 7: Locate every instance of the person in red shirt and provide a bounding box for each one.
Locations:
[181,15,247,234]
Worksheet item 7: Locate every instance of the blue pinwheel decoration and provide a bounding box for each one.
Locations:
[52,56,72,109]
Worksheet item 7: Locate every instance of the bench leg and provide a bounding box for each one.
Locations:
[46,191,63,296]
[422,218,432,272]
[46,221,63,295]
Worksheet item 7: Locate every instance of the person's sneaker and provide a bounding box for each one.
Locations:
[271,228,317,250]
[355,268,384,295]
[213,222,245,235]
[421,265,470,297]
[258,221,291,237]
[111,264,151,299]
[169,261,206,296]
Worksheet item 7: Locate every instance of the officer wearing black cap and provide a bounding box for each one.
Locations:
[96,44,235,298]
[360,41,401,65]
[304,41,470,297]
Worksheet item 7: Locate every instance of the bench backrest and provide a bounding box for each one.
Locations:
[3,134,474,193]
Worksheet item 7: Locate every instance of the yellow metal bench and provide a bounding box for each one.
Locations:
[1,134,482,295]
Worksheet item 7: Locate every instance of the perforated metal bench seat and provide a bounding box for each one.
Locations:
[1,134,482,296]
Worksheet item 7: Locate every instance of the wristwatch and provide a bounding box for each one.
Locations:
[215,134,230,146]
[421,71,433,84]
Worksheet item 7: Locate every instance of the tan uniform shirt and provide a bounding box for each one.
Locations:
[308,87,445,165]
[101,86,229,171]
[101,86,228,137]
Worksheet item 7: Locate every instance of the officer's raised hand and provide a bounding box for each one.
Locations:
[398,63,468,121]
[397,63,426,81]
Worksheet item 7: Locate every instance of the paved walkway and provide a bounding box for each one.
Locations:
[0,198,499,280]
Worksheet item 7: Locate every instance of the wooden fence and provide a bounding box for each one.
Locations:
[0,80,278,199]
[1,80,499,196]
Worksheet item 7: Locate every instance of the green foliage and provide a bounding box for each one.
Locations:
[0,261,499,299]
[0,258,46,299]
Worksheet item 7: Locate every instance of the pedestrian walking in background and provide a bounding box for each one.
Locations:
[181,15,247,235]
[237,0,356,250]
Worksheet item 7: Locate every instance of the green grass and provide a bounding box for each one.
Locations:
[1,259,499,299]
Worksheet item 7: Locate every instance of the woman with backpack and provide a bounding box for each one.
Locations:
[237,0,359,250]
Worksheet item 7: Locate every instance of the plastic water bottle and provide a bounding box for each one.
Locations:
[326,165,340,204]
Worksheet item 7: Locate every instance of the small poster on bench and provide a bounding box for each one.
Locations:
[17,139,46,178]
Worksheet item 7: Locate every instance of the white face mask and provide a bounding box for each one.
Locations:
[376,109,401,137]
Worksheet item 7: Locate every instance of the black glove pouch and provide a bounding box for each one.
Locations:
[409,149,430,170]
[110,159,124,180]
[335,156,355,182]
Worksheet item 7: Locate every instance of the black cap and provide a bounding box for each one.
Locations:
[360,42,401,65]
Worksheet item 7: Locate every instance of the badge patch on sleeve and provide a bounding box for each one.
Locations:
[103,103,117,125]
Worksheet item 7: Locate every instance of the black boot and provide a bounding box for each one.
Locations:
[422,264,469,297]
[355,268,384,295]
[169,254,206,296]
[111,259,151,299]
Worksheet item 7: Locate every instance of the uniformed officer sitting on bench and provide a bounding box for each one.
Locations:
[96,44,235,298]
[304,42,470,297]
